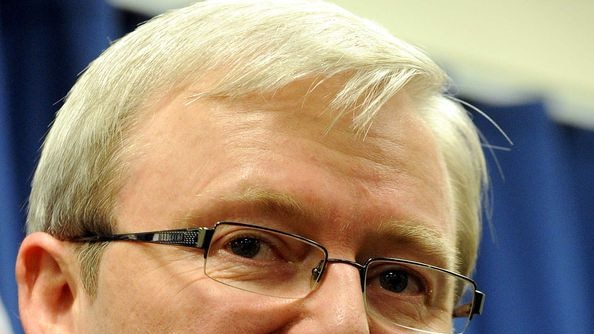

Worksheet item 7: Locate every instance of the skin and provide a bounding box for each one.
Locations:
[17,80,455,333]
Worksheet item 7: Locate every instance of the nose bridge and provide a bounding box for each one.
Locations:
[325,258,366,292]
[291,256,370,333]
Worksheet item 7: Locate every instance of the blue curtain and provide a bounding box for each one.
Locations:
[0,1,126,333]
[0,19,19,334]
[467,100,594,333]
[1,2,592,333]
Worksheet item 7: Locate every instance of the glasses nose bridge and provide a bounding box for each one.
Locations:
[324,258,367,292]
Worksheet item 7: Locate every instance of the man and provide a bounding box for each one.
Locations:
[16,0,486,333]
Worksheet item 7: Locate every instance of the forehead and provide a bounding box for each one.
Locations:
[118,78,455,265]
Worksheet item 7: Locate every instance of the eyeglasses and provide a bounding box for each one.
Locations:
[70,221,485,333]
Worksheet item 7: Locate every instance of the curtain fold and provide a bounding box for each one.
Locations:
[468,100,594,333]
[0,2,592,334]
[0,19,21,334]
[0,1,122,333]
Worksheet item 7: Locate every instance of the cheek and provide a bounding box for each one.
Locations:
[87,245,296,333]
[88,245,210,332]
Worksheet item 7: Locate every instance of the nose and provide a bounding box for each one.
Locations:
[282,261,371,334]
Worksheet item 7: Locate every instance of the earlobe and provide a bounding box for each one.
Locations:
[16,232,80,333]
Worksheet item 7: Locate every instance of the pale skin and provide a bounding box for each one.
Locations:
[16,79,455,333]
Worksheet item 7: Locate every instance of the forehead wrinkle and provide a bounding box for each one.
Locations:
[376,219,456,270]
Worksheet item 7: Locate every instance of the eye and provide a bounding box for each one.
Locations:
[229,237,261,258]
[380,269,414,293]
[213,225,321,265]
[372,266,427,296]
[221,232,281,262]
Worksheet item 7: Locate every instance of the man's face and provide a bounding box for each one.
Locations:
[80,81,455,333]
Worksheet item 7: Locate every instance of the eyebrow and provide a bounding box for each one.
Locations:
[182,187,455,269]
[375,220,456,270]
[178,187,314,228]
[225,187,312,221]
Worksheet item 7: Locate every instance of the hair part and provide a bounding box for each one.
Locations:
[27,0,487,296]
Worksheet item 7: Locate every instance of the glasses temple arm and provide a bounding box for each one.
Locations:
[471,290,486,316]
[452,290,486,319]
[70,228,214,250]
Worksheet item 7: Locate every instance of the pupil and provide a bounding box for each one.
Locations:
[379,270,408,293]
[230,237,261,258]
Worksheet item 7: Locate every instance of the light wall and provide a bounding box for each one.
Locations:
[329,0,594,128]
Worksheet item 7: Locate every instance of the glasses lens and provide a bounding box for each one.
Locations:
[364,259,476,334]
[204,223,327,299]
[451,282,478,334]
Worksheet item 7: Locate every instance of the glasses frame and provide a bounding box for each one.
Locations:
[69,221,485,329]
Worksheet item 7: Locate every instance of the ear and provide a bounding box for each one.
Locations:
[15,232,82,333]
